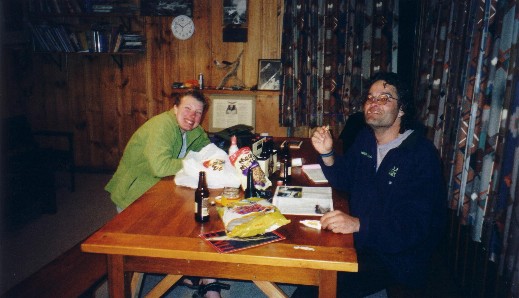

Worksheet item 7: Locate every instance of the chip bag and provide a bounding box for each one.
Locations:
[229,147,272,190]
[217,198,291,238]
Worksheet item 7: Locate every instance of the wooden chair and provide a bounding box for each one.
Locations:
[2,115,75,230]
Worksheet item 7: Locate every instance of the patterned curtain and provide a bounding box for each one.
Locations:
[280,0,399,137]
[414,0,518,295]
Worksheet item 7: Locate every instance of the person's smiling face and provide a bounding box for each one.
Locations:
[363,80,403,131]
[174,95,204,132]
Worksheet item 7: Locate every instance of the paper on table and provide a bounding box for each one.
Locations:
[300,219,321,230]
[281,139,303,149]
[272,186,333,216]
[302,164,328,183]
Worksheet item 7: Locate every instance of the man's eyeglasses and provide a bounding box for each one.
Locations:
[365,94,396,105]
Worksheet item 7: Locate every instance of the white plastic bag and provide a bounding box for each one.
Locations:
[174,143,242,189]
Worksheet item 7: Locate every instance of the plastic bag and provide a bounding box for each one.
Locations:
[217,198,291,238]
[174,143,242,189]
[229,147,272,190]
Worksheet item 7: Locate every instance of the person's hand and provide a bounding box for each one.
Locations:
[320,210,360,234]
[311,125,333,155]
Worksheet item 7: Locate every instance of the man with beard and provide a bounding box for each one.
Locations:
[307,72,446,297]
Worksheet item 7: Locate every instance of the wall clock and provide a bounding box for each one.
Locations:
[171,15,195,40]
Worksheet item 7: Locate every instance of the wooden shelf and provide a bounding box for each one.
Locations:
[171,88,280,97]
[29,12,139,18]
[34,51,143,55]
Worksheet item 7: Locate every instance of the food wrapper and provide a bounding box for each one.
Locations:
[217,198,291,238]
[174,143,241,189]
[229,147,272,190]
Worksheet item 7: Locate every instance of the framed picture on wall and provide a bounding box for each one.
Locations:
[141,0,193,16]
[207,94,255,133]
[223,0,247,26]
[257,59,282,91]
[222,0,248,42]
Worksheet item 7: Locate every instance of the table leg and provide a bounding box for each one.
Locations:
[146,274,183,298]
[318,270,337,298]
[253,281,289,298]
[107,255,130,298]
[131,272,144,298]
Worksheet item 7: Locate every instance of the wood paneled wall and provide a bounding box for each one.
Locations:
[17,0,286,169]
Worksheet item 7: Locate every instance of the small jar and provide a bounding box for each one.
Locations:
[221,187,241,206]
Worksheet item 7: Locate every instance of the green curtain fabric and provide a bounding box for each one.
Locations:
[280,0,399,136]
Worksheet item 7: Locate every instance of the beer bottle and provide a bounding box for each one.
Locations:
[244,167,256,199]
[278,143,292,185]
[195,171,210,222]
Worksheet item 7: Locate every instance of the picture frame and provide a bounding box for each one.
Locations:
[207,94,256,133]
[223,0,247,26]
[141,0,193,16]
[257,59,282,91]
[222,0,248,42]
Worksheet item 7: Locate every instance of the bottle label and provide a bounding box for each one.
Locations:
[195,201,209,217]
[280,163,292,177]
[202,207,209,217]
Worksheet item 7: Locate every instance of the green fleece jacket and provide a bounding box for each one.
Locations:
[105,110,210,209]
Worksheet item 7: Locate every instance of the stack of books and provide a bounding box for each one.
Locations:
[115,33,145,52]
[29,23,145,53]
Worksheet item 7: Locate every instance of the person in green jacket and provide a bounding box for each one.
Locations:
[106,90,229,297]
[105,89,211,210]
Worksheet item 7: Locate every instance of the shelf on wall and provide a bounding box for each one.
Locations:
[171,88,281,97]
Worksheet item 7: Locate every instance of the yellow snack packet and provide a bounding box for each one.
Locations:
[217,198,291,238]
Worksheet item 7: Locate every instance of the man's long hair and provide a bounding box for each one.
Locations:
[367,72,418,133]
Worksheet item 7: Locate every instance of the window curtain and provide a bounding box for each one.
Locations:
[414,0,518,295]
[280,0,399,136]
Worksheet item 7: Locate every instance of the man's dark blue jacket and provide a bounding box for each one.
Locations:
[321,127,446,287]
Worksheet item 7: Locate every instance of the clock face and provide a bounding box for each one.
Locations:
[171,15,195,40]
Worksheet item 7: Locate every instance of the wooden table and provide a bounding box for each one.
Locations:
[81,139,357,298]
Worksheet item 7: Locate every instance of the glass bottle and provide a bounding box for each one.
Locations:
[267,137,277,174]
[198,73,204,89]
[278,144,291,185]
[257,138,271,176]
[228,135,239,156]
[244,167,256,198]
[195,171,210,222]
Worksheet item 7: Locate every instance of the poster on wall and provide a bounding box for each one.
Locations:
[223,0,248,42]
[141,0,192,16]
[208,94,255,132]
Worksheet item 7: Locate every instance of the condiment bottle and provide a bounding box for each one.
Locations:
[228,135,239,156]
[198,73,204,89]
[195,171,210,222]
[244,167,257,198]
[278,144,291,185]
